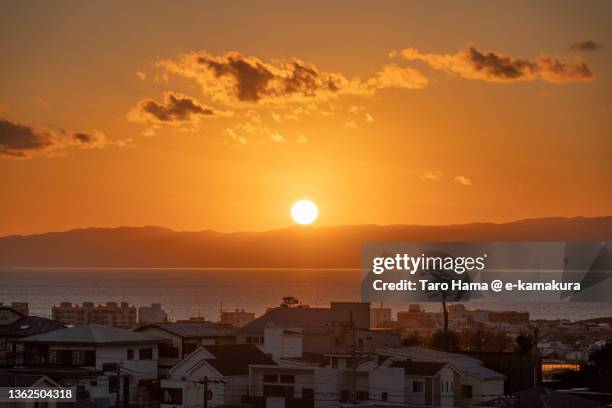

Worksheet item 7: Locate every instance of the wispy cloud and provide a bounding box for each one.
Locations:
[569,40,604,52]
[454,175,473,186]
[421,171,442,182]
[0,118,115,159]
[396,44,594,83]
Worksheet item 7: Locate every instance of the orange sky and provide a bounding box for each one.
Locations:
[1,1,611,236]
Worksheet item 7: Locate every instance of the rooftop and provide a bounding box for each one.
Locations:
[202,344,276,376]
[138,321,237,338]
[19,324,170,346]
[0,308,67,338]
[241,307,332,332]
[390,361,448,376]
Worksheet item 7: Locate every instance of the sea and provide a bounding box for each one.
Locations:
[2,268,612,322]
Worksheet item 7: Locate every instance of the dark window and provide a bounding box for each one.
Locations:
[263,385,293,397]
[381,392,388,401]
[246,336,253,344]
[162,388,183,405]
[461,385,473,399]
[109,375,118,393]
[159,345,179,358]
[183,343,197,356]
[280,374,295,383]
[102,363,117,372]
[139,348,153,360]
[83,350,95,366]
[89,381,97,386]
[412,381,424,392]
[302,388,314,399]
[263,374,278,383]
[127,349,134,360]
[340,390,349,402]
[357,391,369,401]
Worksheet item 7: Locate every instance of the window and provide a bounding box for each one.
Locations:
[381,392,388,402]
[263,374,278,383]
[357,391,369,401]
[280,374,295,383]
[127,349,134,360]
[263,385,293,397]
[139,348,153,360]
[109,375,118,393]
[412,381,424,392]
[340,390,349,402]
[161,388,183,405]
[461,385,473,399]
[102,363,117,372]
[302,388,314,399]
[159,345,179,358]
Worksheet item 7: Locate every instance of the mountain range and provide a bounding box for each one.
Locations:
[1,216,611,268]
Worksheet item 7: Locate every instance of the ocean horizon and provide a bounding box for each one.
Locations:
[2,267,612,322]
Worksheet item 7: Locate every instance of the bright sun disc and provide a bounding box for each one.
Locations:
[291,200,318,225]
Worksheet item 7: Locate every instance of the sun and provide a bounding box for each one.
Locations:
[291,199,318,225]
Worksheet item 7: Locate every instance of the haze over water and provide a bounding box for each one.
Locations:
[2,268,611,322]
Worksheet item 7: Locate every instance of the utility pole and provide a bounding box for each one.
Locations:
[350,312,356,404]
[115,362,121,407]
[203,376,208,408]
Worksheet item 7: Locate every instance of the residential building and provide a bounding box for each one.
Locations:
[378,347,506,408]
[239,302,401,354]
[219,309,256,327]
[0,302,29,316]
[488,311,530,325]
[135,321,237,375]
[52,301,137,329]
[138,303,168,325]
[0,369,62,408]
[17,324,170,406]
[370,307,392,328]
[161,344,276,408]
[0,306,66,367]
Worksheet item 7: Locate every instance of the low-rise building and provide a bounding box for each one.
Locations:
[52,301,137,329]
[0,306,66,367]
[219,309,256,327]
[17,324,170,406]
[161,344,276,408]
[138,303,168,325]
[136,321,237,375]
[0,302,29,316]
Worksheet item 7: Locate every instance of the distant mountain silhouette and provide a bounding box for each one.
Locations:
[1,216,611,268]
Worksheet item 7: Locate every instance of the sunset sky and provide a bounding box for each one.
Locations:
[1,1,611,236]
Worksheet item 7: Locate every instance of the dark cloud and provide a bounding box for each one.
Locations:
[569,40,604,52]
[157,51,426,105]
[0,119,54,157]
[0,118,110,159]
[141,93,214,121]
[130,92,216,123]
[399,44,594,83]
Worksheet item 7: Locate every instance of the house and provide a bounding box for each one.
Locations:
[387,361,456,407]
[378,347,506,408]
[0,306,67,367]
[138,303,169,325]
[239,303,401,354]
[160,344,276,408]
[136,321,237,375]
[0,369,62,408]
[18,324,170,406]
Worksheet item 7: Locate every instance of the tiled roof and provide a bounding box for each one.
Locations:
[378,347,506,381]
[240,308,332,332]
[140,322,237,338]
[19,324,170,346]
[202,344,276,376]
[390,361,447,376]
[0,314,67,338]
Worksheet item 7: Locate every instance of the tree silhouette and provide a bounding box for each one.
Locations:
[515,333,535,355]
[280,296,300,308]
